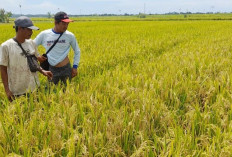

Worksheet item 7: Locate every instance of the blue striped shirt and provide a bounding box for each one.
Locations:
[34,29,80,68]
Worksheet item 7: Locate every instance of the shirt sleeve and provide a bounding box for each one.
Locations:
[33,32,43,46]
[70,34,80,68]
[0,44,9,66]
[31,40,40,57]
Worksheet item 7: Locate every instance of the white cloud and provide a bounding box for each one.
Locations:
[22,2,60,14]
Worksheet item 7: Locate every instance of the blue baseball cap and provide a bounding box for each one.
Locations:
[14,16,39,30]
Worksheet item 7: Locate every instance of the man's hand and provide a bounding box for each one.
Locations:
[71,68,78,78]
[5,90,14,102]
[37,55,47,63]
[1,65,14,101]
[42,70,53,80]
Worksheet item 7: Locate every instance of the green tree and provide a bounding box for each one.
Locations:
[0,8,12,23]
[47,12,52,18]
[0,9,5,22]
[138,12,146,18]
[5,12,12,23]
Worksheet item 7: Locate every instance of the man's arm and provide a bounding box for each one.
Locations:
[32,36,47,64]
[38,67,53,80]
[0,65,13,101]
[37,55,47,63]
[70,36,80,78]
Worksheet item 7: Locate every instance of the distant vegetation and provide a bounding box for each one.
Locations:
[0,9,12,23]
[6,13,232,22]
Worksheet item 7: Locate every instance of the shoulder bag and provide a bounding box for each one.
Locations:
[13,38,40,72]
[40,33,63,70]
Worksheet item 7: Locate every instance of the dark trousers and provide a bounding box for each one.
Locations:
[49,63,72,85]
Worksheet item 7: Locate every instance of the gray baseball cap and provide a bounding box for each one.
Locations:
[14,16,39,30]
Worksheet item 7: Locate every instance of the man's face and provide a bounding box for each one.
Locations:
[20,27,33,39]
[56,21,69,32]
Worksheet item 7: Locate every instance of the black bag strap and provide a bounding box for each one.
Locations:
[12,38,29,57]
[46,33,63,55]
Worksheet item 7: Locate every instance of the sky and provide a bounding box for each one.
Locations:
[0,0,232,15]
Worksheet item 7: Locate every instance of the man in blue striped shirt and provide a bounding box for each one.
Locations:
[34,11,80,84]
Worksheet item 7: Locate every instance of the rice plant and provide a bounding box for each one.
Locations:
[1,18,232,156]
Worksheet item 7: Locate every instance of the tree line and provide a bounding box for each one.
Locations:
[0,9,12,23]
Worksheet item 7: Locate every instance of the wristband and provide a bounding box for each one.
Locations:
[73,65,78,69]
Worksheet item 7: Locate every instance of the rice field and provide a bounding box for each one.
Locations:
[1,16,232,156]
